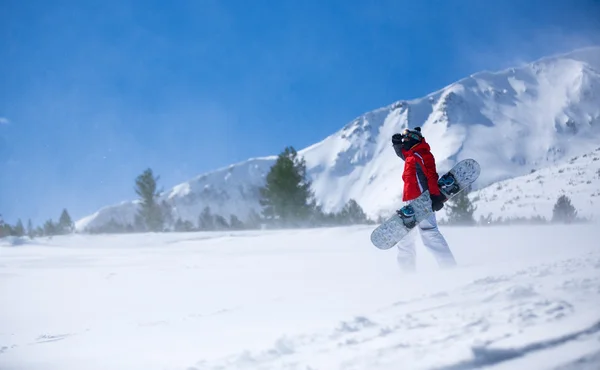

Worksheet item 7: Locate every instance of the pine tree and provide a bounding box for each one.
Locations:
[552,195,577,223]
[134,214,145,232]
[58,209,74,234]
[44,219,57,236]
[214,215,229,230]
[134,168,164,232]
[478,213,493,226]
[14,219,25,237]
[320,210,339,226]
[174,218,185,232]
[229,214,244,230]
[0,214,10,237]
[182,220,194,232]
[174,218,195,232]
[160,201,173,230]
[245,209,263,229]
[259,146,314,227]
[306,203,327,225]
[198,206,215,231]
[337,199,368,225]
[27,219,34,238]
[445,187,477,226]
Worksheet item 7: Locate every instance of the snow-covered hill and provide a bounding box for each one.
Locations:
[469,146,600,222]
[2,225,600,369]
[76,47,600,231]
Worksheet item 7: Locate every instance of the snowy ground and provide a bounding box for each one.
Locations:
[1,224,600,370]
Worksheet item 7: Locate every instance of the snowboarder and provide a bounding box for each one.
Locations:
[391,127,457,272]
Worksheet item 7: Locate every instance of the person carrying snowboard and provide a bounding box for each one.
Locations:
[391,127,456,272]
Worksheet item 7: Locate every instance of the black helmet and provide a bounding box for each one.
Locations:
[401,127,423,141]
[392,127,422,150]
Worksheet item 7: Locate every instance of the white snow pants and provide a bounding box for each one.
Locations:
[396,212,456,272]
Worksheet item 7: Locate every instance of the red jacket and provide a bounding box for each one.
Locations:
[400,139,442,201]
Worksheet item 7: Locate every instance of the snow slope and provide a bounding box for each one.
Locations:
[470,147,600,222]
[1,224,600,369]
[76,46,600,231]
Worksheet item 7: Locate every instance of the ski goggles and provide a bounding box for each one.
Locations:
[401,129,422,141]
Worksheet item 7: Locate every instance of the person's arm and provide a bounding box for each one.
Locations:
[420,153,447,211]
[421,152,442,196]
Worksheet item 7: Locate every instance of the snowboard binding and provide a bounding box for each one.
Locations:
[396,205,417,229]
[438,173,459,195]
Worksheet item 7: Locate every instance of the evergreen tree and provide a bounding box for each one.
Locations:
[337,199,368,225]
[160,201,174,230]
[174,218,195,232]
[214,215,229,230]
[27,219,34,238]
[58,209,74,234]
[14,219,25,237]
[245,209,263,229]
[303,203,330,226]
[259,146,314,226]
[0,215,12,237]
[184,220,194,231]
[478,213,493,226]
[320,211,340,226]
[198,206,215,231]
[445,187,477,225]
[552,195,577,223]
[134,168,164,232]
[134,214,145,232]
[174,218,185,232]
[229,214,244,230]
[43,219,57,236]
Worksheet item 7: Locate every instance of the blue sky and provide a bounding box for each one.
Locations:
[1,0,600,225]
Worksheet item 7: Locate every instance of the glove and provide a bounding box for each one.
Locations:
[391,134,405,158]
[430,193,446,212]
[391,133,404,145]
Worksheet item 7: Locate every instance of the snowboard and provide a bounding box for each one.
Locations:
[370,158,481,250]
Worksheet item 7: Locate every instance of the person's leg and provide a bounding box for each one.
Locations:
[419,213,457,268]
[396,229,417,273]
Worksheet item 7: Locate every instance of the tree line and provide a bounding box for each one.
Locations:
[0,209,74,238]
[2,145,584,238]
[88,146,372,234]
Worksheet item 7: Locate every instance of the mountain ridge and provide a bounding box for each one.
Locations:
[76,46,600,231]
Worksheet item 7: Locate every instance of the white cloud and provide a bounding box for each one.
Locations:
[0,117,9,125]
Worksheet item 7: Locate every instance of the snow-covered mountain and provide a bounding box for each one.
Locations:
[469,146,600,222]
[76,47,600,231]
